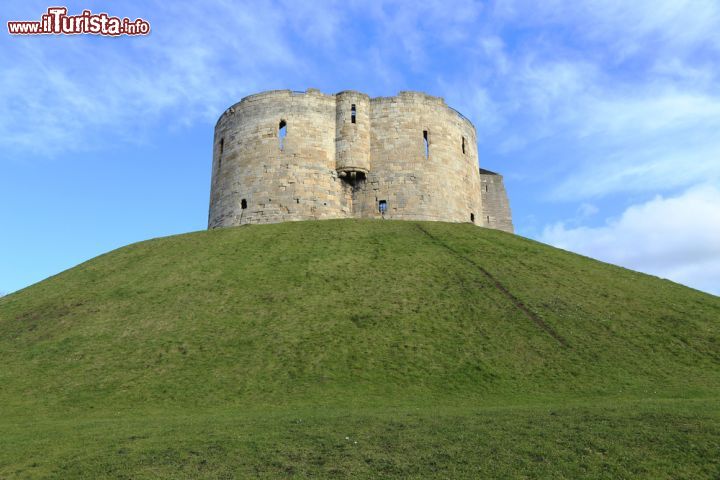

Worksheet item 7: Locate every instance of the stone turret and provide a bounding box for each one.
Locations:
[335,91,371,176]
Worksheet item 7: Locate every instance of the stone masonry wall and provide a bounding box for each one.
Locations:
[480,169,514,233]
[208,88,512,231]
[351,92,482,223]
[209,89,348,227]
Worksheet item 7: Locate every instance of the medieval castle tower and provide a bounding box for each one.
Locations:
[208,89,513,232]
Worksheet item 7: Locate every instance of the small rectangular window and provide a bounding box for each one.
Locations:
[219,137,224,154]
[379,200,387,214]
[351,104,356,124]
[423,130,429,159]
[461,136,466,154]
[278,120,287,151]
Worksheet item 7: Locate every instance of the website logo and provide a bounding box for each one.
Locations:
[8,7,150,36]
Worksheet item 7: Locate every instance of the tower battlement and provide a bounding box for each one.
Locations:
[208,88,513,232]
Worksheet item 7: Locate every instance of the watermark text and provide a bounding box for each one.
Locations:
[8,7,150,36]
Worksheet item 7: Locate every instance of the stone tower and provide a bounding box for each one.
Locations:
[208,89,513,233]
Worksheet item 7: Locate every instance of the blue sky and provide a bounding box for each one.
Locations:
[2,0,719,296]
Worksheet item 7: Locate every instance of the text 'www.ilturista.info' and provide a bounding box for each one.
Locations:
[8,7,150,36]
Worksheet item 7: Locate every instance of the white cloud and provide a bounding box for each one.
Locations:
[551,141,720,200]
[576,90,720,139]
[444,40,720,198]
[493,0,720,56]
[540,85,720,199]
[540,184,720,295]
[582,0,720,57]
[352,0,485,69]
[0,1,302,156]
[577,203,598,218]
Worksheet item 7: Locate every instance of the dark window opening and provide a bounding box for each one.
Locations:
[351,104,356,123]
[486,215,490,223]
[296,198,299,204]
[485,184,489,192]
[278,120,287,150]
[241,199,247,209]
[471,213,475,223]
[339,170,366,189]
[461,136,466,154]
[218,138,224,170]
[423,130,429,159]
[378,200,387,214]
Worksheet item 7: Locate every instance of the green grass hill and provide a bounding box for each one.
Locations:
[1,220,718,478]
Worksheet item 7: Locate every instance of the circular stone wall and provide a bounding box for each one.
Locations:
[208,89,483,228]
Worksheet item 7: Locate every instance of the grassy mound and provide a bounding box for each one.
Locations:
[1,220,718,478]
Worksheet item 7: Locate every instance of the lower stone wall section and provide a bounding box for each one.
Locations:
[480,169,514,233]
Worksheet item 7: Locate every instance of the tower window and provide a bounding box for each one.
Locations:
[461,136,466,154]
[470,213,475,223]
[241,199,247,209]
[278,120,287,151]
[351,104,356,124]
[486,215,490,223]
[378,200,387,214]
[423,130,429,159]
[218,138,224,170]
[485,184,489,192]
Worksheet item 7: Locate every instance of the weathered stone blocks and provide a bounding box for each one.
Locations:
[208,89,513,232]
